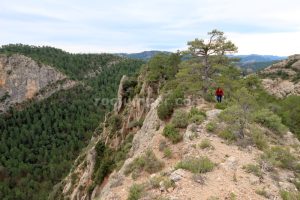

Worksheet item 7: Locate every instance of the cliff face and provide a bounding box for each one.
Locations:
[53,72,159,200]
[261,54,300,98]
[0,54,76,112]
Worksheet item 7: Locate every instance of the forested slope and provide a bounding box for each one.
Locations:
[0,44,144,200]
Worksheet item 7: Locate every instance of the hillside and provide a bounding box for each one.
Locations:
[260,54,300,98]
[0,45,144,200]
[55,51,300,200]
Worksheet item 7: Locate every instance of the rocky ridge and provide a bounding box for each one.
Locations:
[261,54,300,98]
[54,71,300,200]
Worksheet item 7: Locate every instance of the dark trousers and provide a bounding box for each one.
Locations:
[216,95,222,103]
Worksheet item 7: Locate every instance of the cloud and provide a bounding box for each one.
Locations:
[0,0,300,55]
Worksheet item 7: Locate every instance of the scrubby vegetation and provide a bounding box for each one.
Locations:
[243,164,263,177]
[199,139,214,149]
[127,183,145,200]
[157,88,184,120]
[176,157,215,173]
[124,150,164,178]
[280,190,300,200]
[253,108,287,135]
[261,146,299,171]
[188,107,206,125]
[162,124,183,144]
[171,110,189,128]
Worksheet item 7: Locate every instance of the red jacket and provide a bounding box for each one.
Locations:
[215,88,224,96]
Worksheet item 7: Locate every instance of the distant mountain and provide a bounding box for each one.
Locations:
[232,54,287,63]
[116,50,172,60]
[117,51,286,72]
[230,54,287,72]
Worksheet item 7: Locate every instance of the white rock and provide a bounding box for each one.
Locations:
[170,169,186,182]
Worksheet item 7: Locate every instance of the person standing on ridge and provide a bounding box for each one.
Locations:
[215,87,224,103]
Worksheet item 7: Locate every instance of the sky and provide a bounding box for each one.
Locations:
[0,0,300,56]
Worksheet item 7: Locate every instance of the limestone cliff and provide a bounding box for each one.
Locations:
[0,54,77,112]
[51,72,159,200]
[261,54,300,98]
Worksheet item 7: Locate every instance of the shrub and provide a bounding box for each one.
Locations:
[261,146,297,170]
[251,128,268,150]
[199,139,214,149]
[189,107,206,117]
[149,175,175,191]
[124,150,164,177]
[253,109,287,135]
[108,114,122,133]
[188,107,206,125]
[127,184,144,200]
[171,110,189,128]
[176,157,214,173]
[206,122,217,132]
[157,100,174,120]
[278,95,300,138]
[163,124,182,144]
[218,129,236,142]
[157,88,184,120]
[163,147,173,159]
[215,103,227,110]
[280,190,300,200]
[127,119,144,129]
[243,164,262,178]
[189,114,205,125]
[255,188,269,198]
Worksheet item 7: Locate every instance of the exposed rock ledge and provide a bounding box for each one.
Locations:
[0,54,77,112]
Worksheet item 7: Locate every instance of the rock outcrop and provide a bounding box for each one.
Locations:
[0,54,77,112]
[261,54,300,98]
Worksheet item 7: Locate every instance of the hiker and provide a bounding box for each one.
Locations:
[215,87,224,103]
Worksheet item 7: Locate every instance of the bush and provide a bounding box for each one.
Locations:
[127,184,144,200]
[278,95,300,138]
[218,129,236,142]
[251,128,268,150]
[163,147,173,159]
[206,122,217,132]
[124,150,164,177]
[188,107,206,125]
[171,109,189,128]
[255,188,269,198]
[280,190,300,200]
[261,146,297,170]
[149,175,175,190]
[243,164,262,177]
[107,114,122,133]
[163,124,182,144]
[157,88,184,120]
[176,157,214,173]
[215,103,227,110]
[189,107,206,117]
[199,139,214,149]
[253,109,287,135]
[157,100,174,120]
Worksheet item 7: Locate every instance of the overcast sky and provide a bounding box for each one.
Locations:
[1,0,299,56]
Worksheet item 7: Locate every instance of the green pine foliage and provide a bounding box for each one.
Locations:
[0,45,143,200]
